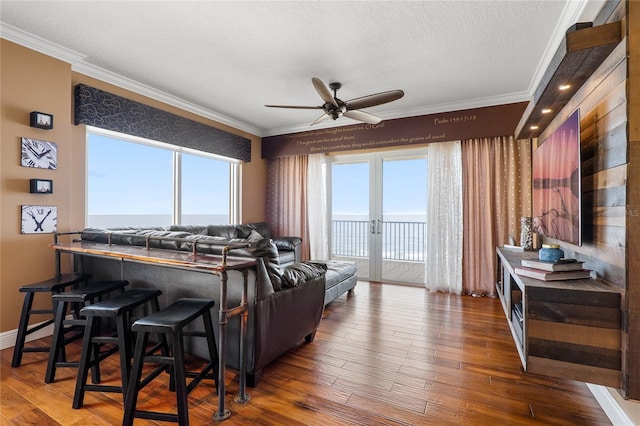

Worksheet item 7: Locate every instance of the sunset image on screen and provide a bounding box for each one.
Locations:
[532,109,581,246]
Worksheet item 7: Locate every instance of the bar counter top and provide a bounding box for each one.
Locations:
[51,240,256,273]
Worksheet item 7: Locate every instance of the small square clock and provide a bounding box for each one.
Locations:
[30,179,53,194]
[21,205,57,234]
[21,137,57,169]
[30,111,53,129]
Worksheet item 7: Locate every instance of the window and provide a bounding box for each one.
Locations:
[87,128,239,228]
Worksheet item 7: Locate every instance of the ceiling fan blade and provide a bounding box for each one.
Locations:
[312,77,338,108]
[310,112,331,126]
[264,104,323,110]
[343,110,382,124]
[345,90,404,110]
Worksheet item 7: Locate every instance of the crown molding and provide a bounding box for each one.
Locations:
[1,24,261,137]
[0,23,85,63]
[71,62,261,136]
[4,1,600,140]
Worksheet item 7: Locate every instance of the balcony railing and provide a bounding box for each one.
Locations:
[332,220,426,262]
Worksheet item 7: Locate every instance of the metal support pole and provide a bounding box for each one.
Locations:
[53,233,61,278]
[213,270,231,421]
[234,268,250,404]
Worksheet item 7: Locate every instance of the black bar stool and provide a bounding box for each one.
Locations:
[11,273,89,368]
[44,280,129,383]
[122,298,218,426]
[72,288,163,409]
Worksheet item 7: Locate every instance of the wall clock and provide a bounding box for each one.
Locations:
[21,205,57,234]
[20,137,57,169]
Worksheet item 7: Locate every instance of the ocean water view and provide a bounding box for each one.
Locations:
[333,214,426,261]
[88,214,425,227]
[88,213,426,262]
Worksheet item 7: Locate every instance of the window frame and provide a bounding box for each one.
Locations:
[85,126,241,227]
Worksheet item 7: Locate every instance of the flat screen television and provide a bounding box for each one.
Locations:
[532,109,581,246]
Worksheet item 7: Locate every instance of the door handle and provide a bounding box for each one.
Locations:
[370,220,376,234]
[376,219,382,235]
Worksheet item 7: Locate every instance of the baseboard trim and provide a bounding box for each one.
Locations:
[587,383,634,426]
[0,320,54,351]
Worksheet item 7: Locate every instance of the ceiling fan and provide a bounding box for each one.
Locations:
[265,77,404,126]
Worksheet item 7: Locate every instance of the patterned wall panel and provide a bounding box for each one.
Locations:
[74,84,251,162]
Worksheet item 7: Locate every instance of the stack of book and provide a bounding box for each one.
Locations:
[514,259,592,281]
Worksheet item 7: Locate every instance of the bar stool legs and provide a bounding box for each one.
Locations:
[11,273,89,368]
[123,298,218,426]
[72,288,163,409]
[44,280,129,384]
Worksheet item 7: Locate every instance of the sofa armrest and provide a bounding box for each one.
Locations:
[273,236,302,262]
[252,274,325,374]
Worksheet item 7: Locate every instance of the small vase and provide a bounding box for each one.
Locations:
[520,217,533,250]
[539,244,564,262]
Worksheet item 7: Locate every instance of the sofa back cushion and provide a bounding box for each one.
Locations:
[207,225,238,239]
[81,228,191,249]
[137,230,191,249]
[186,235,232,255]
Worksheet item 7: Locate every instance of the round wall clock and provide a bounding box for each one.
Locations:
[21,205,57,234]
[20,137,57,169]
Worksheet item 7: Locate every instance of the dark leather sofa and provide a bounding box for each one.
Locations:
[81,221,302,267]
[75,223,324,386]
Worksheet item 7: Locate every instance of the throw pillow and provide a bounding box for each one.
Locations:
[252,238,283,291]
[247,229,264,242]
[235,224,253,239]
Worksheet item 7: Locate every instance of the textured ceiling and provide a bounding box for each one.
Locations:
[0,1,603,137]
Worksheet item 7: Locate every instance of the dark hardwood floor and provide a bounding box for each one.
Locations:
[1,281,611,425]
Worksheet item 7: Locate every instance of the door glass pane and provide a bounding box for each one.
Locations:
[331,161,370,279]
[181,153,230,224]
[381,157,427,284]
[87,134,172,227]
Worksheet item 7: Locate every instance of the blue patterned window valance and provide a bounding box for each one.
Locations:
[74,84,251,162]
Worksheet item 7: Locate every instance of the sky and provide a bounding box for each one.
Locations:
[87,133,229,216]
[88,132,427,220]
[331,157,428,217]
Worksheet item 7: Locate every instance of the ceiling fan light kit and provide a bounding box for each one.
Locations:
[266,77,404,126]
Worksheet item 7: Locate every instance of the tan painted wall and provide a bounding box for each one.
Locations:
[1,40,266,333]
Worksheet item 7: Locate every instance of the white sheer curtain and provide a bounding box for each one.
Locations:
[307,154,329,260]
[425,141,463,294]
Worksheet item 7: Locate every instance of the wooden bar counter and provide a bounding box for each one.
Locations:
[51,239,256,421]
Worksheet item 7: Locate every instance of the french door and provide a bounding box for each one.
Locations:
[329,149,427,284]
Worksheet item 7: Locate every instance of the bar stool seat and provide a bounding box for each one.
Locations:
[44,280,129,383]
[11,273,89,368]
[72,288,163,409]
[123,298,218,426]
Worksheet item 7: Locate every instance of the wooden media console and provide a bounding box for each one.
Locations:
[496,247,623,387]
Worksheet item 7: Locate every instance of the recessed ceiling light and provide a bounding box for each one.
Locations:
[542,108,552,114]
[559,84,571,91]
[530,125,539,130]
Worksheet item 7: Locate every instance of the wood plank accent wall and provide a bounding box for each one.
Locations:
[541,3,626,289]
[538,0,637,397]
[625,0,640,399]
